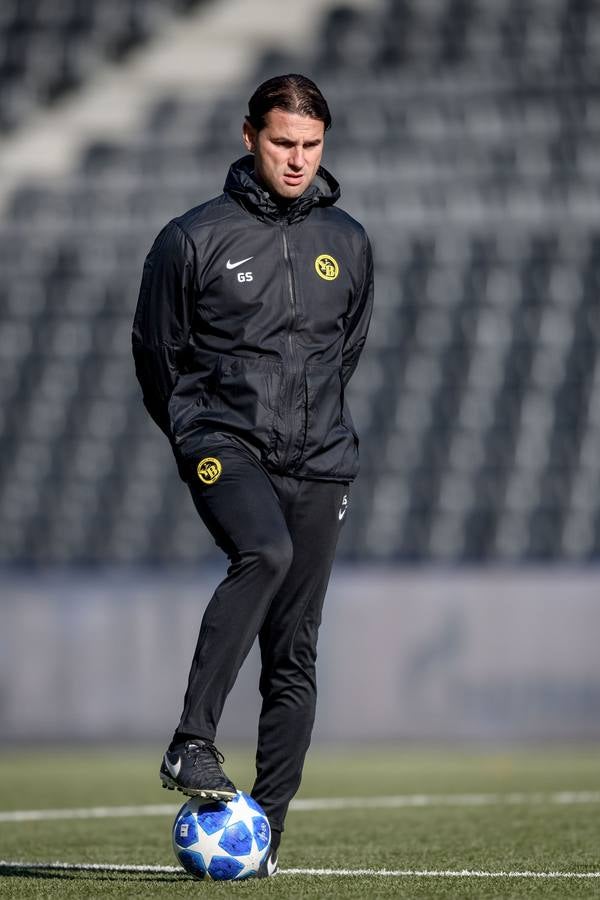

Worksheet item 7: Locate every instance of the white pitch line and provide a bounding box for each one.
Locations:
[0,804,179,823]
[0,861,182,874]
[283,868,600,879]
[290,790,600,810]
[284,868,600,879]
[1,790,600,824]
[1,861,599,879]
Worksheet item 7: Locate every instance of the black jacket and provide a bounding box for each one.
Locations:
[132,155,373,482]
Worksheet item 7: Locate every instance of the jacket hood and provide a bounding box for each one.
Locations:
[224,154,341,224]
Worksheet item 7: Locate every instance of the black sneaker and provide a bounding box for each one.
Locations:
[159,739,237,800]
[256,848,279,878]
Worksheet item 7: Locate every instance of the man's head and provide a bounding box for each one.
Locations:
[242,74,331,201]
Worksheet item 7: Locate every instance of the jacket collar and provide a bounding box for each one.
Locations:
[224,154,340,224]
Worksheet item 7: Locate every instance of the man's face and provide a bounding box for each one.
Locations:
[243,109,325,201]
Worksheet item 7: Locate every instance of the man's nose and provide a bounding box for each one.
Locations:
[289,148,304,169]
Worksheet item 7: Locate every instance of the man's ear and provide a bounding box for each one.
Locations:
[242,119,257,153]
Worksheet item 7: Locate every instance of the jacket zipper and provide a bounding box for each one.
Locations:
[281,222,301,467]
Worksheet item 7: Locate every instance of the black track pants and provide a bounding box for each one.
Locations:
[175,438,348,833]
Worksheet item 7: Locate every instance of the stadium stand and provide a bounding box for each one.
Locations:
[0,0,599,564]
[0,0,205,132]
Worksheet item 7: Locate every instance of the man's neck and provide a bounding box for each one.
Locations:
[252,170,302,210]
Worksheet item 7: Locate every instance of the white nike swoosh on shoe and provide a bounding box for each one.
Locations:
[226,256,254,269]
[164,754,182,779]
[267,854,278,876]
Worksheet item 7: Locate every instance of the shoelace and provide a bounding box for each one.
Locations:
[184,740,226,771]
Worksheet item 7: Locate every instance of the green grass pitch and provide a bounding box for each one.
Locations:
[0,744,599,898]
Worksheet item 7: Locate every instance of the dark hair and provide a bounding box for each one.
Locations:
[246,73,332,131]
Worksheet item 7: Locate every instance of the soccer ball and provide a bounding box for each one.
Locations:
[172,791,271,881]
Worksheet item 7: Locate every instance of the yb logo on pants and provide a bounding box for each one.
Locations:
[197,457,222,484]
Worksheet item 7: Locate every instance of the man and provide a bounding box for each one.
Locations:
[132,73,373,875]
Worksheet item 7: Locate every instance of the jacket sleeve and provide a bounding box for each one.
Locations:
[341,232,374,387]
[132,220,196,437]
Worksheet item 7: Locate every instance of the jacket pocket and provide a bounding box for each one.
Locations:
[168,371,211,443]
[168,355,281,455]
[340,376,359,446]
[301,363,356,474]
[212,355,281,447]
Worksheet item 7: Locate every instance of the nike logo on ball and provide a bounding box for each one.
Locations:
[226,256,254,269]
